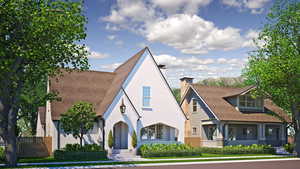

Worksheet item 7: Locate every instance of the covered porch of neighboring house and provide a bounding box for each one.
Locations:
[200,121,287,147]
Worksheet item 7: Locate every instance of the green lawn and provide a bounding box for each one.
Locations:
[1,156,295,168]
[146,153,275,159]
[18,156,108,163]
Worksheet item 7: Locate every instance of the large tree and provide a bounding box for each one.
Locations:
[0,0,89,166]
[243,0,300,156]
[60,102,97,147]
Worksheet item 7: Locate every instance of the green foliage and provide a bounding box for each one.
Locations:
[172,88,181,103]
[60,102,97,147]
[108,130,114,149]
[242,0,300,156]
[139,144,275,157]
[197,77,247,88]
[63,143,103,152]
[132,131,137,148]
[0,0,89,166]
[284,143,295,153]
[54,143,106,161]
[54,151,107,161]
[198,144,275,155]
[0,146,4,162]
[139,144,202,157]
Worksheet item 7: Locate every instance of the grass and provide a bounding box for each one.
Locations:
[18,156,108,163]
[1,156,295,168]
[146,153,275,159]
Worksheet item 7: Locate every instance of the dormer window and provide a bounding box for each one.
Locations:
[239,94,263,111]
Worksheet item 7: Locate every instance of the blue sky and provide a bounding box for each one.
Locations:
[82,0,273,87]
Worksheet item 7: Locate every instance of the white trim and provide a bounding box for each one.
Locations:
[190,85,220,121]
[146,48,188,120]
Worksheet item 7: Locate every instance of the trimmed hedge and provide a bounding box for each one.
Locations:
[197,144,276,155]
[0,146,4,162]
[139,144,276,157]
[54,144,107,161]
[64,143,103,152]
[54,150,107,161]
[139,144,202,157]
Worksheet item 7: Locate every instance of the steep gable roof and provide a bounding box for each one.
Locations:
[190,84,291,123]
[50,48,147,120]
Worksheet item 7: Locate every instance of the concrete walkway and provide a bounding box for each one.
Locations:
[0,155,294,167]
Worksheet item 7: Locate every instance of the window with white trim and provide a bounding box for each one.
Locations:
[192,127,197,135]
[142,86,151,107]
[192,99,197,112]
[239,94,263,110]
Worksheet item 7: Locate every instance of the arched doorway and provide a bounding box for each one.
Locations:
[113,121,128,149]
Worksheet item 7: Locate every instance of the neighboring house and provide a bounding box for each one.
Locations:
[180,77,291,147]
[36,47,186,152]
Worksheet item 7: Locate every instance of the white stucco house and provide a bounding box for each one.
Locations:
[36,47,187,153]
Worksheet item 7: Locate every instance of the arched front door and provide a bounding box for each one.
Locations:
[113,121,128,149]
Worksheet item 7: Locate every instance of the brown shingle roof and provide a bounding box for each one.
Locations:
[50,48,147,120]
[191,84,291,123]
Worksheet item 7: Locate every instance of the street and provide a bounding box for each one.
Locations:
[102,159,300,169]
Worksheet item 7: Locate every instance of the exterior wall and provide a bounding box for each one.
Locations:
[36,113,44,137]
[103,51,186,149]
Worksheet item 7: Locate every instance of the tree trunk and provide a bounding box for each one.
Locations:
[292,103,300,157]
[5,107,18,167]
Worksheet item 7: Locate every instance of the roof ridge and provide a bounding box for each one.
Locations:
[114,47,147,72]
[192,84,248,89]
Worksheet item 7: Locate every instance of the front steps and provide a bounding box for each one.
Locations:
[108,149,143,161]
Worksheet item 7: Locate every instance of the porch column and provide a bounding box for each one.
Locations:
[259,124,266,143]
[216,123,224,139]
[224,124,228,141]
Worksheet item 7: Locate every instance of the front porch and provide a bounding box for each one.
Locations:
[200,121,287,147]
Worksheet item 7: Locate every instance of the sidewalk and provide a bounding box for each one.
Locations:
[0,155,295,167]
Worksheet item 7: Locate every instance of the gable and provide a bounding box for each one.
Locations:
[119,49,187,127]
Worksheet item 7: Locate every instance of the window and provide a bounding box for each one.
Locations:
[228,124,257,140]
[141,124,168,141]
[143,86,151,107]
[239,94,263,110]
[265,125,280,140]
[192,127,197,135]
[204,125,217,140]
[192,99,197,112]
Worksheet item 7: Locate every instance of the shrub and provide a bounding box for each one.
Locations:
[284,143,295,153]
[132,131,137,148]
[139,143,202,157]
[64,143,103,152]
[0,147,4,162]
[108,130,113,149]
[54,150,107,161]
[54,143,106,161]
[197,144,276,155]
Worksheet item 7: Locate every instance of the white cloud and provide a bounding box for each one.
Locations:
[107,35,116,40]
[115,40,124,46]
[221,0,270,14]
[102,0,260,55]
[100,62,122,70]
[147,14,246,54]
[152,0,212,14]
[153,54,247,87]
[86,47,110,59]
[105,24,120,31]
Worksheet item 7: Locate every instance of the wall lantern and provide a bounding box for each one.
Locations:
[120,99,126,114]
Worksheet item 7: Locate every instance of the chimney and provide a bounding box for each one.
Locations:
[158,64,167,77]
[180,77,194,99]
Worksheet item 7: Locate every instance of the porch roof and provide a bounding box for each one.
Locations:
[191,84,291,123]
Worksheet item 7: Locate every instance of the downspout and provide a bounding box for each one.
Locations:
[57,121,60,150]
[101,118,105,149]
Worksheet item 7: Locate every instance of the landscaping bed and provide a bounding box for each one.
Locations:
[139,144,276,158]
[139,144,202,157]
[54,144,107,161]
